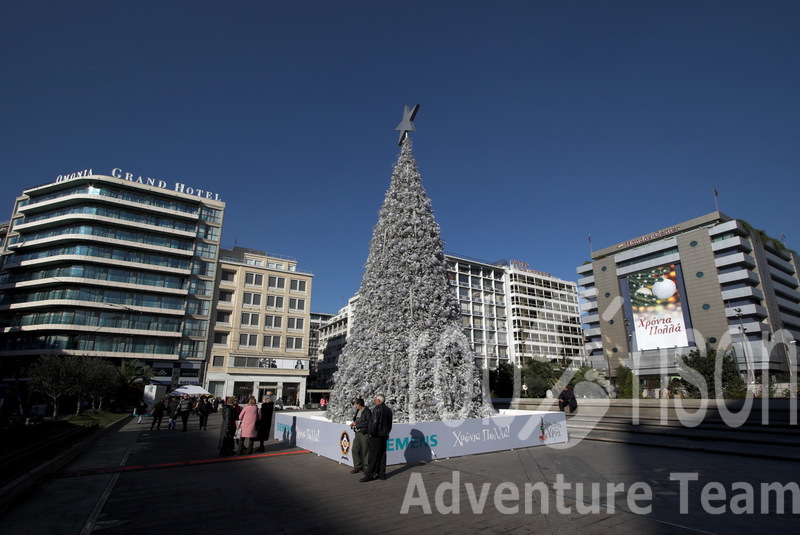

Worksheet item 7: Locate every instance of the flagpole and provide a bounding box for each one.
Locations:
[712,188,719,212]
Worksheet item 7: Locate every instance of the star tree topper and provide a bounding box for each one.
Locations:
[395,104,420,145]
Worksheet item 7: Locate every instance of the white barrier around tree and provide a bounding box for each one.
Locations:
[274,409,568,466]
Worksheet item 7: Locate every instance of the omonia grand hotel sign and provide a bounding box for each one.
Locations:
[54,167,222,201]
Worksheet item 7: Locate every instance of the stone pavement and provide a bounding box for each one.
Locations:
[1,411,797,534]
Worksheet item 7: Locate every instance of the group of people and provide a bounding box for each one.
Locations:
[218,395,275,457]
[146,394,217,432]
[140,391,395,479]
[349,394,393,482]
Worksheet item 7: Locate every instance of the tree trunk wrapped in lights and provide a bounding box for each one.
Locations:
[327,139,493,423]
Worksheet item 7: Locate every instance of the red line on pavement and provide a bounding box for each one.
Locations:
[59,449,311,478]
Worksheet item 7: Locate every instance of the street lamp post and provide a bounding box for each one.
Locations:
[734,308,755,384]
[618,317,634,380]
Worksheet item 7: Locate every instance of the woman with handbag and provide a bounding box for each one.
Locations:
[237,396,260,455]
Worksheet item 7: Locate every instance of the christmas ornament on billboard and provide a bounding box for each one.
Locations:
[652,277,677,300]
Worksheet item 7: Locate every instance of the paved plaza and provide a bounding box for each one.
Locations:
[1,411,797,534]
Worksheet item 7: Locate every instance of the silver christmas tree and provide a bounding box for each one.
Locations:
[328,137,493,423]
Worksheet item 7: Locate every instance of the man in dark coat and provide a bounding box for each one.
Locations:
[558,386,578,413]
[150,397,167,431]
[255,394,275,453]
[196,396,211,430]
[218,397,237,456]
[360,394,392,482]
[167,396,180,429]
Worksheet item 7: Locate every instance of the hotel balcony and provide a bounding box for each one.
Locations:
[714,251,756,269]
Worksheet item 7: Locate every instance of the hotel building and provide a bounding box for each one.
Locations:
[0,169,224,386]
[205,247,313,406]
[577,212,800,380]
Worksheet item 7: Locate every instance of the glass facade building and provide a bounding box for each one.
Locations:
[0,172,224,386]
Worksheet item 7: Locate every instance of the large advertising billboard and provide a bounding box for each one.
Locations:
[621,263,690,351]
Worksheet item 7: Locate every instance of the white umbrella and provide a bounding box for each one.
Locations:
[168,385,211,396]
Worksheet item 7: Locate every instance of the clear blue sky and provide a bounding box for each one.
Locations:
[2,1,798,314]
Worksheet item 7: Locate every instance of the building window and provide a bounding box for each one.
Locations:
[287,317,304,330]
[243,292,262,307]
[239,333,258,347]
[189,279,213,297]
[186,299,210,316]
[219,290,233,303]
[263,335,281,349]
[246,258,263,266]
[213,332,229,345]
[290,279,307,292]
[241,312,259,327]
[200,206,222,224]
[268,276,286,290]
[195,242,218,260]
[266,295,284,309]
[245,272,264,286]
[289,298,305,311]
[286,337,303,350]
[264,315,283,329]
[221,270,236,283]
[216,310,231,324]
[212,356,225,367]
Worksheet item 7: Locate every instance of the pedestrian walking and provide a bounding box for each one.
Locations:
[196,396,211,430]
[167,396,179,429]
[134,401,148,424]
[150,397,166,431]
[255,394,274,453]
[176,394,193,432]
[219,397,237,457]
[238,397,260,455]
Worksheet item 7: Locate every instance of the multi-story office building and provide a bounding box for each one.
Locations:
[306,311,334,392]
[447,254,510,369]
[0,221,9,251]
[315,255,583,384]
[317,296,356,390]
[506,260,584,366]
[577,212,800,380]
[205,247,313,406]
[0,169,224,386]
